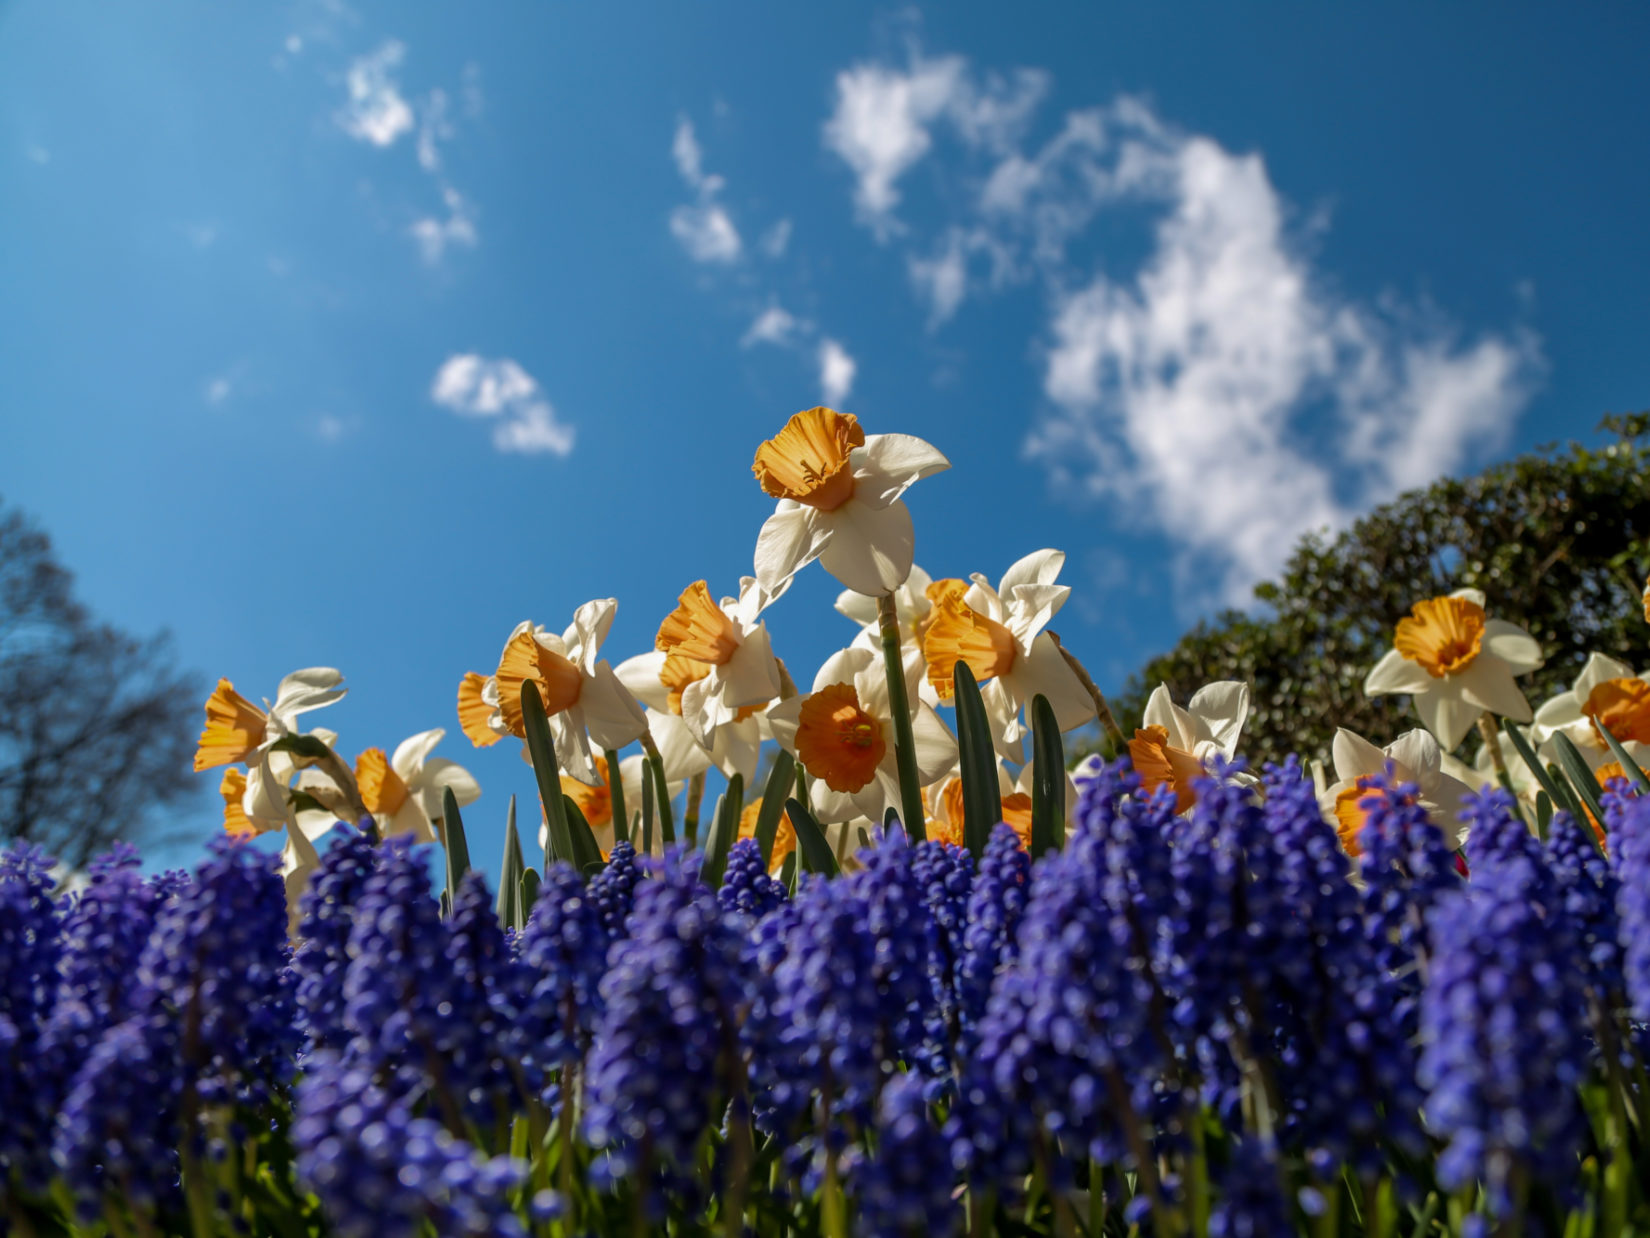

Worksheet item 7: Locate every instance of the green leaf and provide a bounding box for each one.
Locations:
[286,789,326,816]
[1545,762,1589,823]
[1594,719,1650,793]
[439,889,451,920]
[640,762,655,857]
[953,662,1001,860]
[267,734,333,761]
[1503,723,1568,808]
[856,825,870,852]
[562,794,606,873]
[651,754,676,846]
[605,747,629,845]
[442,786,472,916]
[701,779,739,889]
[779,850,798,896]
[752,751,795,868]
[1553,732,1608,839]
[496,796,524,931]
[786,796,839,877]
[1030,695,1065,858]
[519,867,541,919]
[520,681,574,867]
[1535,790,1552,839]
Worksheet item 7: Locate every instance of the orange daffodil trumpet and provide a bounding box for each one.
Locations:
[1317,728,1475,858]
[752,407,950,597]
[1530,652,1650,771]
[467,600,648,786]
[349,729,480,845]
[921,549,1094,763]
[1363,588,1543,752]
[654,578,781,758]
[767,645,957,825]
[1125,682,1252,813]
[193,667,347,773]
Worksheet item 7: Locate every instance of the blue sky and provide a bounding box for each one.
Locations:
[1,1,1643,869]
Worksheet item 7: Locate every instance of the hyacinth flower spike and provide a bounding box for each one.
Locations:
[1125,680,1250,812]
[1363,587,1542,752]
[1530,651,1650,772]
[487,599,649,786]
[751,406,949,597]
[768,645,956,826]
[922,549,1094,763]
[1319,727,1475,856]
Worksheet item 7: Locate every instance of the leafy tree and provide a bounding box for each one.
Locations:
[0,499,200,866]
[1106,414,1650,769]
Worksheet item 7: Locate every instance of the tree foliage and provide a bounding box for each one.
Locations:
[0,500,200,865]
[1109,414,1650,768]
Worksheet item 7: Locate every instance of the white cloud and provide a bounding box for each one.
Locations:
[1027,123,1537,602]
[204,376,233,406]
[668,118,742,264]
[760,218,792,258]
[337,41,414,147]
[416,88,451,172]
[409,185,478,263]
[822,50,1046,236]
[430,354,574,456]
[907,230,970,327]
[742,305,800,348]
[669,202,741,264]
[819,338,857,405]
[24,144,50,165]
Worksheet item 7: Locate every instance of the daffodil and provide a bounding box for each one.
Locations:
[767,645,957,825]
[614,652,766,785]
[1318,727,1475,857]
[737,799,799,872]
[350,729,480,845]
[1363,588,1542,752]
[652,577,781,750]
[456,671,508,748]
[1125,682,1251,813]
[1530,652,1650,769]
[228,726,345,841]
[1467,733,1541,808]
[193,667,346,771]
[921,549,1093,762]
[837,566,953,706]
[752,407,950,597]
[488,600,648,786]
[923,758,1072,849]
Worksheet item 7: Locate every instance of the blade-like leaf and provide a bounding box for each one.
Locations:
[267,734,333,761]
[519,867,541,920]
[753,751,795,868]
[1594,720,1650,793]
[641,763,655,857]
[1535,790,1553,837]
[651,754,676,846]
[521,682,574,867]
[562,794,606,873]
[496,795,524,930]
[780,850,798,896]
[700,787,736,890]
[1502,724,1568,809]
[605,747,630,845]
[1030,695,1065,858]
[1553,732,1608,837]
[786,796,839,877]
[442,786,472,916]
[953,662,1000,860]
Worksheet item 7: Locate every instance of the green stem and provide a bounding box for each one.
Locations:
[683,771,706,845]
[605,748,628,845]
[556,1064,577,1235]
[641,733,675,845]
[876,593,927,841]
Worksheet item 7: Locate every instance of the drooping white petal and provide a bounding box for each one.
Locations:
[813,645,877,693]
[708,715,763,784]
[835,589,881,629]
[754,502,830,593]
[765,695,803,756]
[1449,587,1488,609]
[1452,656,1533,723]
[549,708,600,786]
[566,598,618,672]
[1331,728,1389,781]
[851,433,951,509]
[647,709,714,781]
[1141,685,1176,733]
[1480,619,1543,675]
[1414,684,1479,753]
[417,757,481,810]
[1007,633,1096,734]
[1575,652,1636,702]
[383,799,436,845]
[1364,649,1435,697]
[391,728,446,779]
[980,676,1026,764]
[909,702,958,784]
[1187,681,1250,757]
[720,624,781,709]
[817,497,915,596]
[998,548,1066,596]
[580,661,649,750]
[1004,583,1070,650]
[1426,770,1476,830]
[1386,728,1443,780]
[615,651,673,713]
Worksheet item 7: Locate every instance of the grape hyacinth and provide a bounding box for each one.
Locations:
[719,835,787,920]
[291,824,377,1053]
[587,839,642,940]
[1608,787,1650,1021]
[957,822,1032,1040]
[509,861,608,1108]
[0,844,61,1190]
[851,1071,960,1238]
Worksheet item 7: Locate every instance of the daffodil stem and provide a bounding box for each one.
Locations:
[1477,712,1521,810]
[640,732,675,846]
[876,594,928,841]
[683,771,706,845]
[312,745,371,825]
[1047,632,1127,752]
[604,748,627,846]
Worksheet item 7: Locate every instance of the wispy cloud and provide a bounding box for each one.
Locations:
[760,219,792,259]
[742,305,802,348]
[336,41,414,147]
[669,118,742,264]
[821,43,1538,604]
[409,186,477,264]
[430,354,575,457]
[818,338,858,405]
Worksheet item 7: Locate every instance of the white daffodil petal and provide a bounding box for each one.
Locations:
[1364,649,1435,697]
[1386,729,1443,781]
[1576,653,1635,702]
[811,783,860,826]
[550,710,600,787]
[765,696,803,756]
[1188,681,1251,756]
[1014,633,1097,733]
[679,676,732,749]
[815,645,877,693]
[835,588,881,629]
[720,624,781,709]
[384,800,436,845]
[615,652,673,713]
[1450,587,1488,609]
[391,728,446,779]
[1415,688,1479,754]
[1481,620,1544,675]
[909,702,959,784]
[1141,685,1176,732]
[709,717,763,784]
[581,661,649,750]
[980,676,1027,765]
[998,548,1066,596]
[853,434,951,509]
[1429,771,1476,827]
[1004,583,1070,649]
[754,502,830,593]
[1331,728,1389,781]
[419,757,481,807]
[648,710,714,780]
[1530,693,1583,744]
[817,498,915,597]
[1453,657,1533,723]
